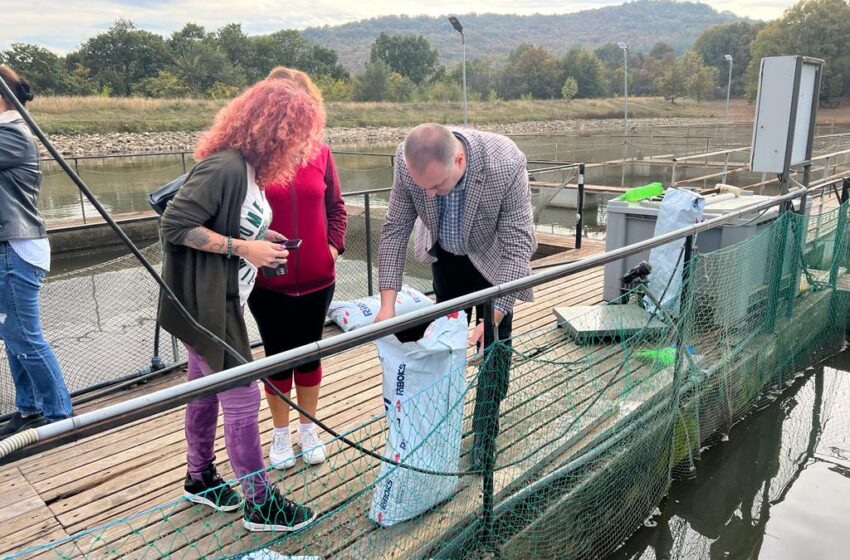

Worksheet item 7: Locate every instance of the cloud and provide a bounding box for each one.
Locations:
[2,0,797,53]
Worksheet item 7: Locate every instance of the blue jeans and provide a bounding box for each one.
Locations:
[0,242,72,420]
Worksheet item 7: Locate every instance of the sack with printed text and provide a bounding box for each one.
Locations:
[368,311,468,526]
[327,285,433,332]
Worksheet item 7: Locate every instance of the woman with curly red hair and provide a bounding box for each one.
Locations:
[158,79,324,533]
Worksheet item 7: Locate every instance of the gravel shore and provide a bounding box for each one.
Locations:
[44,117,715,157]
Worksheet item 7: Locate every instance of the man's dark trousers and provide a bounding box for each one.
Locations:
[431,244,512,470]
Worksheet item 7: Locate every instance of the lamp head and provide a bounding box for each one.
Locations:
[724,54,734,62]
[617,42,627,50]
[449,17,463,33]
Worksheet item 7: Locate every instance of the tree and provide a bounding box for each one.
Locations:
[0,43,72,95]
[561,48,609,98]
[68,20,170,96]
[385,72,416,102]
[561,77,578,101]
[594,43,625,95]
[654,59,685,103]
[501,44,562,99]
[369,33,440,84]
[355,59,389,101]
[314,75,353,101]
[649,42,676,60]
[681,51,718,102]
[245,30,348,84]
[167,25,245,96]
[131,70,191,98]
[747,0,850,100]
[213,23,255,77]
[693,22,763,96]
[449,59,500,100]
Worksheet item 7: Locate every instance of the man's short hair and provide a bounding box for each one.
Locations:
[403,124,456,173]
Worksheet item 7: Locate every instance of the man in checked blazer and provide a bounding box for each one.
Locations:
[376,123,537,467]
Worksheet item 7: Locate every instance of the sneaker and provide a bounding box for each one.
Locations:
[0,412,48,440]
[183,464,243,512]
[243,486,317,532]
[298,426,326,465]
[269,430,296,469]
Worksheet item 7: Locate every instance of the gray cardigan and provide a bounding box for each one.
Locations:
[158,150,253,372]
[0,112,46,241]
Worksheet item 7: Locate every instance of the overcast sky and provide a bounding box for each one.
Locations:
[3,1,799,53]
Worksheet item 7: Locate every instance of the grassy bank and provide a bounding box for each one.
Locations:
[27,96,729,135]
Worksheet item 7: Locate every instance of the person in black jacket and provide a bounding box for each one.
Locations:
[159,78,325,533]
[0,65,73,440]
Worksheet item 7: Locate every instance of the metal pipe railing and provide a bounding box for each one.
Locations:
[28,184,818,450]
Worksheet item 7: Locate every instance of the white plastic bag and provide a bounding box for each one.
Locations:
[327,285,433,332]
[368,311,468,527]
[644,188,705,314]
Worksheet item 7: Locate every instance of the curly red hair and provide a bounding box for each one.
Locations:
[195,80,325,186]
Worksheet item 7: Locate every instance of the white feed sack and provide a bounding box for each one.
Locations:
[327,285,433,332]
[369,311,469,526]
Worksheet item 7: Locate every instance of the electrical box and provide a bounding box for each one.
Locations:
[750,56,823,174]
[602,192,786,301]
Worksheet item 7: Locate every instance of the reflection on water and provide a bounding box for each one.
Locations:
[608,348,850,560]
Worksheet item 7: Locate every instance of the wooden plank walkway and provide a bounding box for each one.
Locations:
[0,257,621,559]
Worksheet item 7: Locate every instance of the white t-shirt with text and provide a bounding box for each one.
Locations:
[238,164,273,306]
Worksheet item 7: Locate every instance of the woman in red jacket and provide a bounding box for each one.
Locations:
[248,67,347,469]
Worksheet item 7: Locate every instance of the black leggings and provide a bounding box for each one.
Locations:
[247,284,334,393]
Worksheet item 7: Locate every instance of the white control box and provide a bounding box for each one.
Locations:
[750,56,822,174]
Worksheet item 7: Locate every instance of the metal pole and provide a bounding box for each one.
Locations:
[180,152,187,174]
[576,163,585,249]
[623,48,629,136]
[461,33,468,126]
[73,158,87,224]
[479,300,498,553]
[364,193,374,296]
[725,58,733,119]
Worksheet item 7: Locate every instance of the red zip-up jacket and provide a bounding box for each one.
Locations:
[255,144,347,296]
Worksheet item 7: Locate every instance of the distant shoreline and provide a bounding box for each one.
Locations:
[44,117,721,158]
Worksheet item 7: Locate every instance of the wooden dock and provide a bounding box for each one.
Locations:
[1,255,619,559]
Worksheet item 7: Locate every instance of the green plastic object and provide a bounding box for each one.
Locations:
[617,182,664,203]
[635,346,676,366]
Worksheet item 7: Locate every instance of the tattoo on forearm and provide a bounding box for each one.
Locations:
[185,228,210,249]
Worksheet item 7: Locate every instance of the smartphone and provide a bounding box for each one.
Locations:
[281,239,302,250]
[262,239,302,277]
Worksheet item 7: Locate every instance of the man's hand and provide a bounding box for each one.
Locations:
[329,244,339,261]
[374,289,398,323]
[468,309,505,348]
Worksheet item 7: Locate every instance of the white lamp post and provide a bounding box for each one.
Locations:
[724,54,734,119]
[618,42,629,136]
[449,16,468,126]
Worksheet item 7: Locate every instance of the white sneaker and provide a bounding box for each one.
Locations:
[269,430,296,470]
[298,426,326,465]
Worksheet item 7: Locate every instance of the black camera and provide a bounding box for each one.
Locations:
[262,263,288,277]
[623,261,652,286]
[261,239,302,277]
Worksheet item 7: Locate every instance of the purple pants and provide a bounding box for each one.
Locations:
[184,345,268,503]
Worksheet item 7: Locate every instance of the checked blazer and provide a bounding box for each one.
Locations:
[378,128,537,313]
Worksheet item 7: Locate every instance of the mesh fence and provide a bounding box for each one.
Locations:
[0,203,432,417]
[0,156,554,416]
[4,200,849,559]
